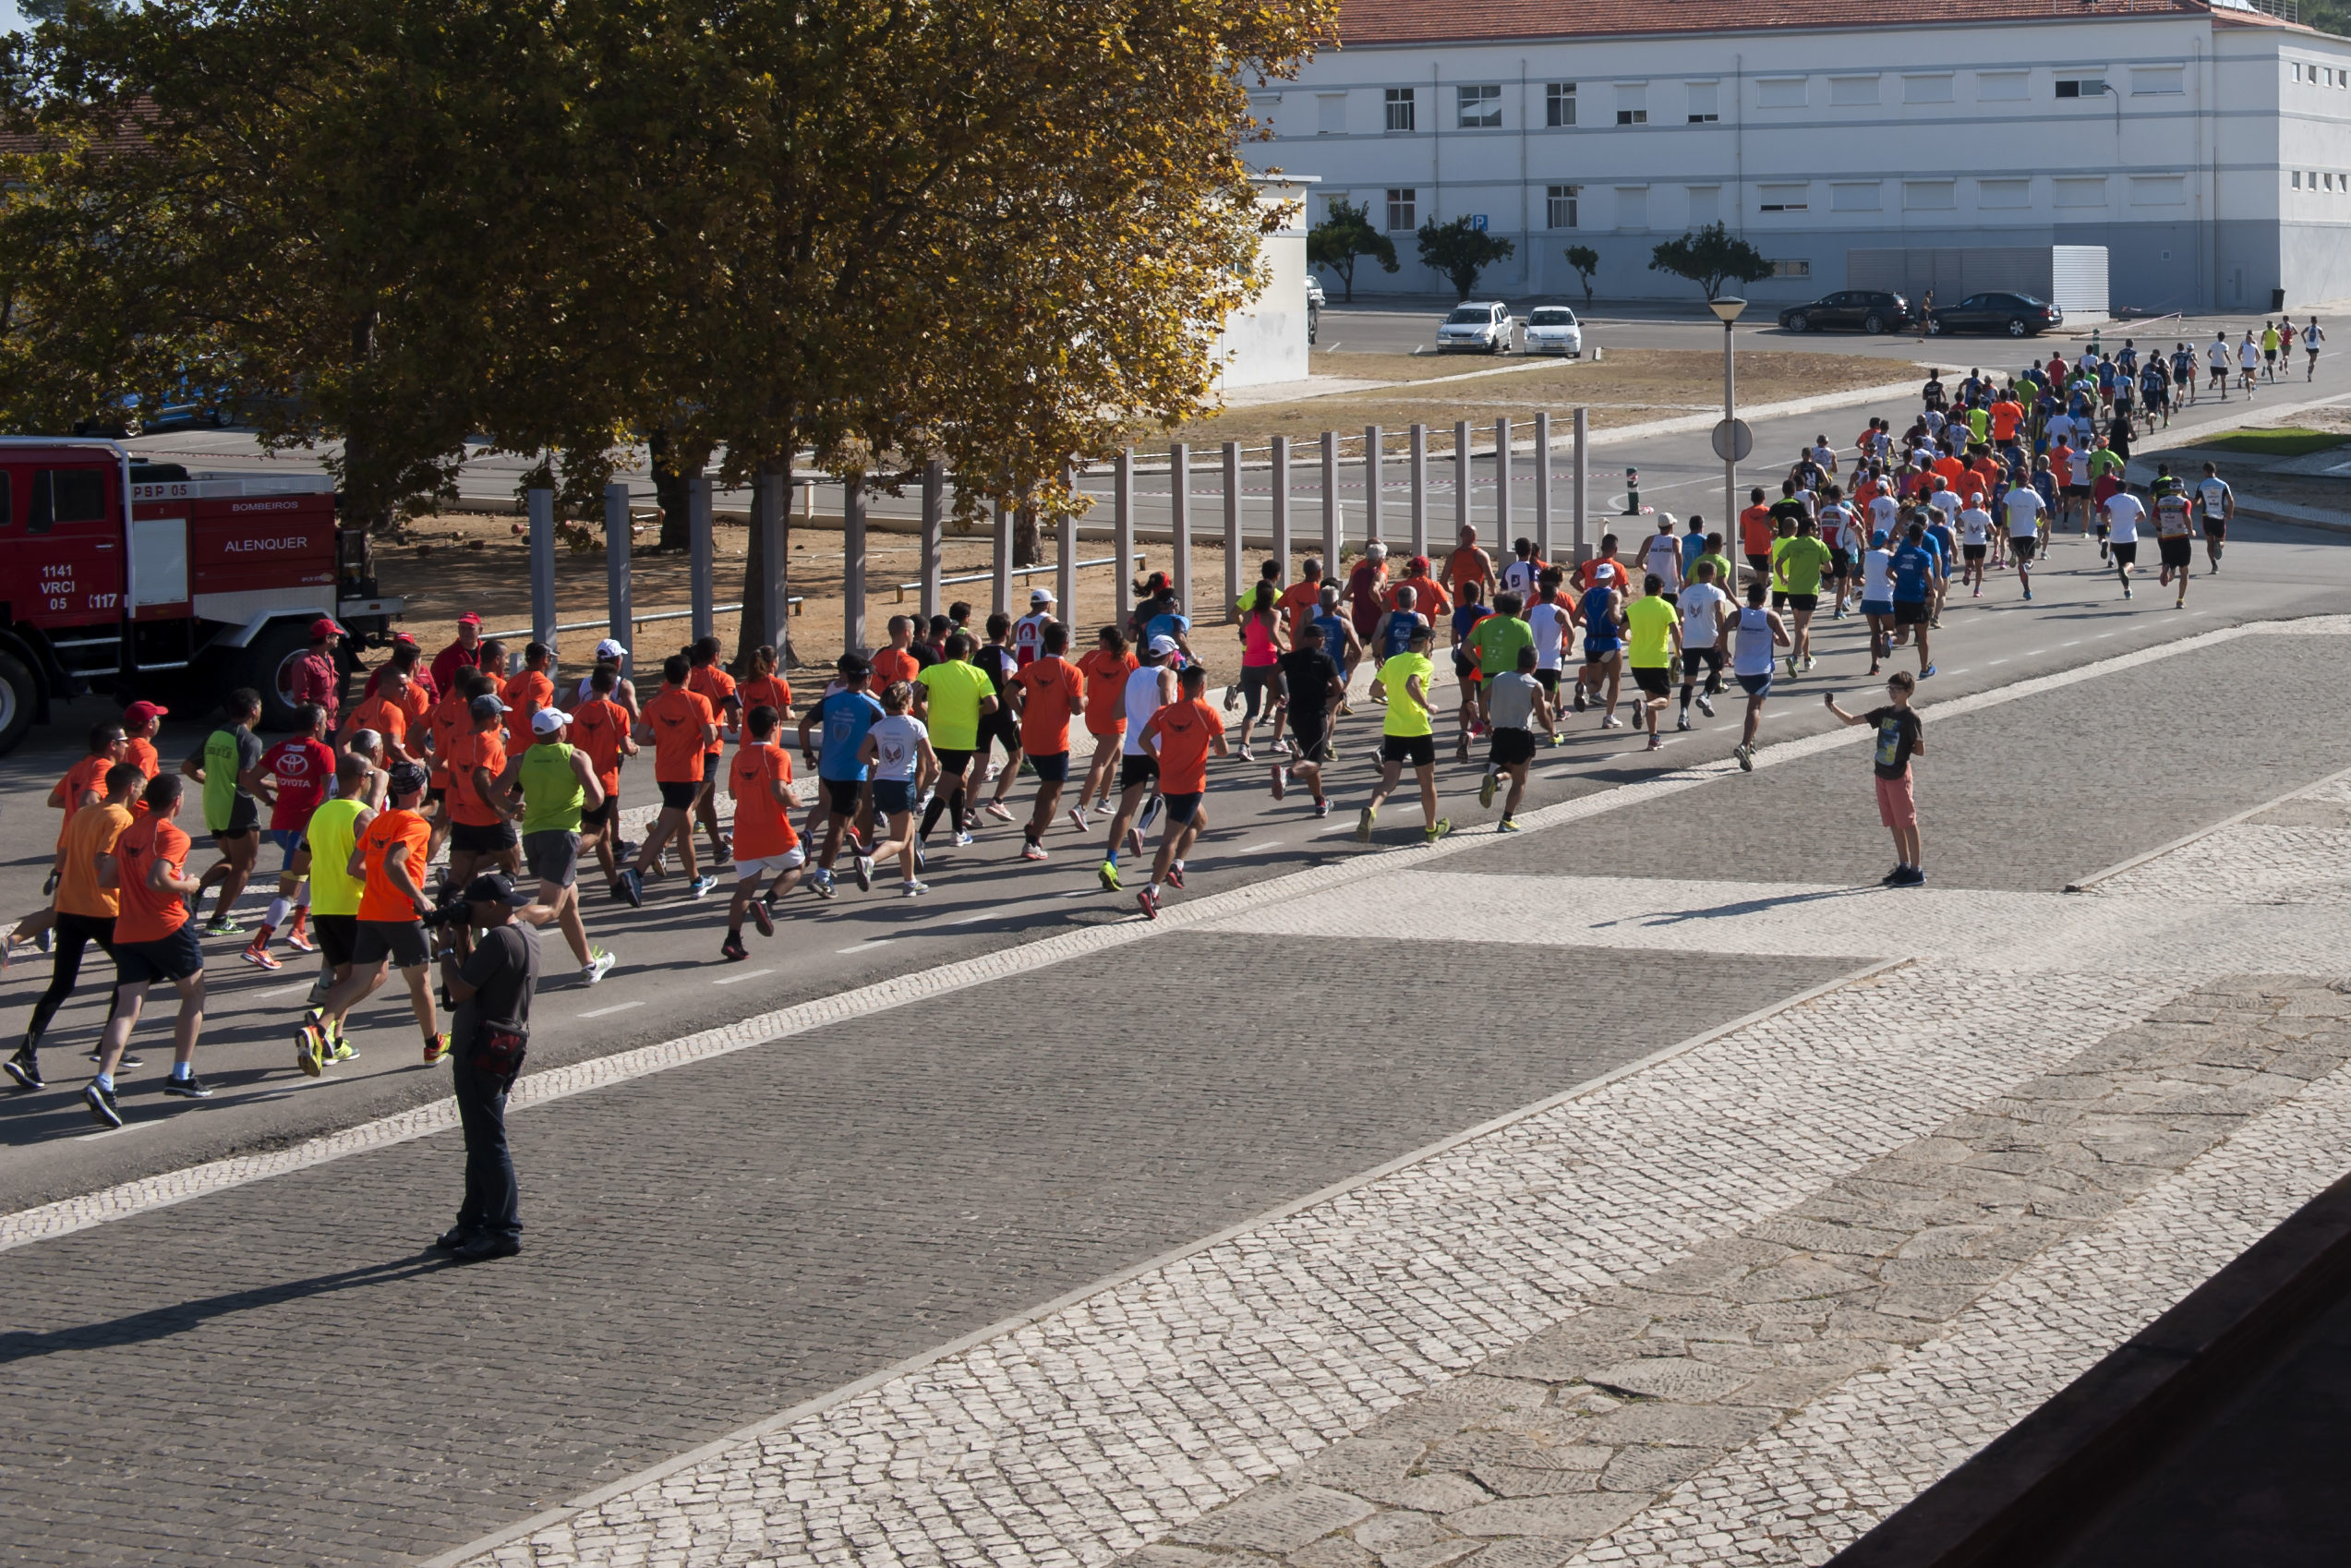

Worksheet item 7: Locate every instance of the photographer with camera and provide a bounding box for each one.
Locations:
[316,761,451,1064]
[432,872,544,1262]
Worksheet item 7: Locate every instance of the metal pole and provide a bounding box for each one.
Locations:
[1270,434,1291,580]
[688,476,713,641]
[1724,318,1740,578]
[528,487,557,653]
[758,471,789,657]
[1573,407,1591,562]
[993,496,1013,617]
[1115,449,1135,623]
[1534,414,1552,565]
[603,482,632,679]
[920,460,944,621]
[1453,420,1471,547]
[842,472,868,654]
[1494,417,1513,550]
[1321,429,1341,570]
[1056,463,1079,625]
[1223,441,1242,622]
[1170,444,1192,623]
[1364,426,1383,549]
[1409,424,1429,559]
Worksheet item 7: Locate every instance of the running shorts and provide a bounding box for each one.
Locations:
[1289,726,1332,764]
[353,918,430,970]
[1962,544,1987,562]
[1631,666,1672,697]
[2111,542,2139,567]
[1489,727,1537,766]
[2009,537,2039,561]
[1737,671,1773,698]
[978,711,1021,755]
[657,780,700,811]
[1745,552,1772,582]
[821,778,862,815]
[313,913,358,968]
[934,748,974,778]
[114,927,205,986]
[1582,639,1622,663]
[1119,754,1159,790]
[1161,791,1205,830]
[872,778,917,815]
[2160,537,2193,570]
[523,828,580,888]
[1681,646,1725,681]
[581,798,619,832]
[1893,601,1930,626]
[1535,669,1561,694]
[2205,520,2228,542]
[737,848,807,880]
[451,820,519,854]
[2065,482,2092,498]
[1828,549,1851,578]
[1788,593,1819,614]
[1027,751,1069,784]
[1861,598,1895,616]
[268,827,305,869]
[1381,733,1438,768]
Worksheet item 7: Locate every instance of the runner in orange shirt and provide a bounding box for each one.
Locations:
[684,636,741,866]
[444,692,519,903]
[869,616,923,692]
[1385,556,1453,620]
[1275,560,1325,641]
[1739,488,1776,591]
[122,700,166,788]
[721,703,806,959]
[501,642,558,762]
[316,761,447,1065]
[1009,623,1086,861]
[1071,626,1139,827]
[569,664,639,895]
[737,644,795,736]
[622,653,719,905]
[340,666,416,763]
[1441,525,1497,606]
[1131,663,1227,919]
[48,718,126,865]
[9,762,141,1092]
[82,774,222,1125]
[424,668,483,860]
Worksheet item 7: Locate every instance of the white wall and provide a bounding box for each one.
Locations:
[1216,177,1313,390]
[1261,11,2351,313]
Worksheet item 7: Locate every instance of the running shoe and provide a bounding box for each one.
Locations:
[1602,715,1624,730]
[6,1048,42,1091]
[983,802,1014,823]
[162,1073,214,1099]
[1237,744,1256,764]
[1313,800,1331,819]
[1802,656,1816,672]
[850,854,873,893]
[1067,806,1090,834]
[1971,587,1982,598]
[202,918,248,938]
[296,1020,324,1078]
[1356,805,1377,842]
[423,1032,451,1066]
[1675,715,1692,732]
[323,1035,358,1066]
[1424,818,1451,843]
[811,869,837,899]
[901,880,930,897]
[1696,694,1715,718]
[1020,840,1048,862]
[1478,772,1497,809]
[2123,586,2133,599]
[1923,663,1937,678]
[2022,589,2033,601]
[618,868,645,909]
[1736,743,1754,772]
[750,899,775,938]
[1338,702,1354,717]
[42,869,60,897]
[952,830,974,847]
[585,949,619,984]
[1165,865,1185,890]
[1222,687,1239,711]
[84,1081,121,1128]
[1893,866,1927,887]
[1572,691,1587,713]
[240,942,283,971]
[1137,886,1161,920]
[283,926,317,954]
[89,1050,143,1067]
[1548,731,1562,747]
[1880,865,1909,886]
[912,838,927,873]
[1786,654,1800,678]
[691,874,721,899]
[720,933,751,962]
[1646,735,1663,752]
[1099,860,1122,892]
[1497,817,1520,833]
[1270,766,1286,802]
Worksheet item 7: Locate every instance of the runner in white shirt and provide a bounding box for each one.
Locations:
[2304,320,2325,380]
[1525,568,1573,736]
[1672,562,1731,731]
[1012,589,1057,669]
[2101,488,2146,600]
[1098,638,1179,888]
[2207,333,2233,398]
[1859,531,1898,673]
[1956,493,1994,599]
[1728,577,1791,771]
[1639,521,1684,596]
[2004,481,2045,602]
[2195,462,2236,573]
[2236,332,2261,395]
[1926,477,1962,537]
[857,699,938,896]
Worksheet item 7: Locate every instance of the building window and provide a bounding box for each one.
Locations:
[2294,169,2304,187]
[1977,70,2030,102]
[1616,84,1647,125]
[2130,175,2186,205]
[1317,94,1346,135]
[2055,78,2107,99]
[1546,185,1582,228]
[1385,187,1417,231]
[2294,61,2303,80]
[1686,81,1718,122]
[1903,180,1958,210]
[1617,107,1648,125]
[2133,66,2185,95]
[1546,82,1577,127]
[1457,84,1501,128]
[1829,74,1881,106]
[1757,183,1808,212]
[1757,76,1806,107]
[1686,186,1720,224]
[1904,74,1954,103]
[1979,177,2031,208]
[1831,181,1883,211]
[1384,88,1416,132]
[1616,187,1648,229]
[1770,259,1811,279]
[2054,175,2108,207]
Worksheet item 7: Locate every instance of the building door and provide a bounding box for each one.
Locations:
[2225,263,2245,307]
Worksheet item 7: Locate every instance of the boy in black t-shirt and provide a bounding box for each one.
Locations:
[1826,672,1927,886]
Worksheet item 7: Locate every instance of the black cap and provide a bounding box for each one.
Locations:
[461,872,532,907]
[387,762,430,798]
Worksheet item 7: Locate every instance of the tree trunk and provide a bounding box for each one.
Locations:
[648,428,692,552]
[1013,499,1042,567]
[734,454,798,672]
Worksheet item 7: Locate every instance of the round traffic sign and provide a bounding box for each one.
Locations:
[1711,417,1754,463]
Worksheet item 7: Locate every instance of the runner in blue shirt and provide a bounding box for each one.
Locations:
[801,657,886,898]
[1889,520,1937,680]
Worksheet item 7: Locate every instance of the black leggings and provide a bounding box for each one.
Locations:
[919,751,973,838]
[27,911,119,1049]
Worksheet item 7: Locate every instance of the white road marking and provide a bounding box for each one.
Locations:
[254,982,312,999]
[711,968,773,986]
[577,1001,645,1019]
[837,940,895,954]
[1236,839,1285,854]
[946,912,995,925]
[75,1121,161,1142]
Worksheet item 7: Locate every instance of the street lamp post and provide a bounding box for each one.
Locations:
[1710,296,1747,583]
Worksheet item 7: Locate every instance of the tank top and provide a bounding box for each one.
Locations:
[1120,665,1170,756]
[1581,586,1620,645]
[304,796,368,918]
[1732,607,1778,677]
[517,742,585,834]
[1310,611,1350,663]
[1242,612,1279,667]
[1380,612,1418,658]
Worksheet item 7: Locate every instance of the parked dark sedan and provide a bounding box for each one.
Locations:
[1777,290,1911,334]
[1926,292,2065,337]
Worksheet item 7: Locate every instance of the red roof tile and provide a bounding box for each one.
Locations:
[1339,0,2224,47]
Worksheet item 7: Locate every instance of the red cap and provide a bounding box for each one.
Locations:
[124,700,169,724]
[309,617,344,640]
[456,612,483,626]
[392,631,417,645]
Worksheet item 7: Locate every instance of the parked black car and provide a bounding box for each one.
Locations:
[1926,292,2065,337]
[1777,290,1911,334]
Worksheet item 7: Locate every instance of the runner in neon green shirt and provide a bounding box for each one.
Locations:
[1623,581,1682,752]
[1773,519,1834,676]
[1359,628,1447,844]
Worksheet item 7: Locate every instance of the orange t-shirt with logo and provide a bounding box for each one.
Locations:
[356,807,432,922]
[54,754,113,847]
[502,668,556,758]
[1076,648,1139,735]
[739,675,793,728]
[869,649,920,694]
[1385,574,1451,618]
[448,729,510,827]
[1990,401,2024,443]
[1740,505,1777,556]
[125,736,159,780]
[571,696,631,796]
[396,681,434,731]
[728,742,801,860]
[686,665,737,751]
[1013,656,1084,756]
[112,816,192,944]
[1142,697,1225,795]
[428,693,470,787]
[341,693,409,754]
[57,802,134,920]
[1275,581,1321,638]
[643,686,717,783]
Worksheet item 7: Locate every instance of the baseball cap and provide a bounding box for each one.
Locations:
[461,872,533,907]
[837,652,871,677]
[1030,587,1055,606]
[456,611,483,627]
[388,761,430,797]
[124,700,169,724]
[1147,634,1179,657]
[391,631,417,645]
[309,617,344,640]
[594,637,627,660]
[470,694,510,718]
[531,706,571,736]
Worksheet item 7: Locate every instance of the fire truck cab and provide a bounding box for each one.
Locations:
[0,437,403,754]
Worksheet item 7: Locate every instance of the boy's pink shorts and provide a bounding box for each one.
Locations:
[1876,771,1917,828]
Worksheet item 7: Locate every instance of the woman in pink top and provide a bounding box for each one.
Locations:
[1233,581,1287,764]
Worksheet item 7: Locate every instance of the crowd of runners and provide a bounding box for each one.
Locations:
[0,332,2304,1121]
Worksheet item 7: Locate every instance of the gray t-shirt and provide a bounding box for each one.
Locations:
[453,921,539,1044]
[1487,670,1542,732]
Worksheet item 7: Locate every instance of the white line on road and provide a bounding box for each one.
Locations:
[1235,839,1285,854]
[577,1002,645,1019]
[254,981,312,999]
[946,912,995,925]
[75,1122,162,1142]
[711,969,773,986]
[837,940,895,954]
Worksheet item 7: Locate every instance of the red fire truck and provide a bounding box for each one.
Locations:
[0,438,403,754]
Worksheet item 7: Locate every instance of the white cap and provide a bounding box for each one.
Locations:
[1030,587,1055,606]
[1148,634,1179,657]
[595,637,627,659]
[531,707,572,736]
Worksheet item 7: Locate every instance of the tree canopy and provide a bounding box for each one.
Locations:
[1416,215,1514,303]
[1306,197,1395,304]
[1647,223,1772,302]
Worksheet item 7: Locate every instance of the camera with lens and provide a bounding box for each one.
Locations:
[417,898,472,932]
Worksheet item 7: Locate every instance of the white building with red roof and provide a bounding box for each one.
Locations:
[1260,0,2350,314]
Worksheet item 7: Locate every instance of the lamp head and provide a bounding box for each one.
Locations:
[1709,296,1748,324]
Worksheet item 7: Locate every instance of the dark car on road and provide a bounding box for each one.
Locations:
[1926,292,2065,337]
[1778,290,1911,334]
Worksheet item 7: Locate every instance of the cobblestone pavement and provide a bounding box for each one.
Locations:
[7,625,2351,1567]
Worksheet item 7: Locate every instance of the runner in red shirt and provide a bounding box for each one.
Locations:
[1132,663,1227,919]
[1072,627,1139,826]
[83,774,219,1125]
[721,705,805,959]
[570,664,639,893]
[244,702,337,969]
[685,635,741,867]
[1009,623,1085,861]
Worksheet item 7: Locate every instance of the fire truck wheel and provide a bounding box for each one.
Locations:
[240,621,317,733]
[0,650,36,757]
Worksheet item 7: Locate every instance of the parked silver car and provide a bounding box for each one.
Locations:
[1436,301,1513,354]
[1523,306,1584,357]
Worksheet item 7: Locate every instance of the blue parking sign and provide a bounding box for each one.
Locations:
[1472,214,1489,231]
